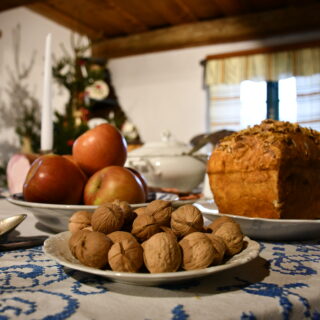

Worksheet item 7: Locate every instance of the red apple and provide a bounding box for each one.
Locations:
[23,154,87,204]
[83,166,147,205]
[62,154,88,180]
[72,123,127,176]
[126,167,149,200]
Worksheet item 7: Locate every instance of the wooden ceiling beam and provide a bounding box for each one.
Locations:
[147,0,198,25]
[211,0,252,16]
[28,2,102,40]
[92,3,320,59]
[0,0,42,12]
[79,0,148,35]
[103,0,149,34]
[171,0,198,21]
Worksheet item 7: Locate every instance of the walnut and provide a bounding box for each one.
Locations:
[142,232,181,273]
[67,200,246,273]
[205,234,226,265]
[107,230,138,244]
[68,210,92,233]
[159,226,177,239]
[134,207,150,216]
[131,214,160,242]
[146,200,174,226]
[112,199,137,231]
[69,230,112,269]
[214,222,244,256]
[171,204,204,237]
[108,238,143,272]
[179,232,216,270]
[207,216,235,233]
[91,203,124,234]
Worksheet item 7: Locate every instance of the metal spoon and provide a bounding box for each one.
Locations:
[0,214,48,251]
[0,214,27,241]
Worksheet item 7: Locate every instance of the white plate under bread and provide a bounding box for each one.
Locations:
[196,200,320,241]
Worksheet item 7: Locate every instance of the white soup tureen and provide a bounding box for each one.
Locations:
[126,131,208,193]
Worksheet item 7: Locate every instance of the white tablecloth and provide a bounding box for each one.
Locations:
[1,199,320,320]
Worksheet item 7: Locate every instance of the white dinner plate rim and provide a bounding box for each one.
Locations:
[43,231,260,284]
[6,195,196,210]
[195,200,320,225]
[6,195,146,210]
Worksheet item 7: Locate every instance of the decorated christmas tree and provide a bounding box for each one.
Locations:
[52,36,142,155]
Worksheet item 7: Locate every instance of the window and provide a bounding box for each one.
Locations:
[239,77,298,127]
[208,84,241,132]
[296,74,320,131]
[279,77,297,122]
[240,80,266,128]
[205,44,320,133]
[208,76,320,134]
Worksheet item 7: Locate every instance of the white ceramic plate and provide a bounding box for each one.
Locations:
[6,194,195,233]
[195,200,320,241]
[43,231,260,286]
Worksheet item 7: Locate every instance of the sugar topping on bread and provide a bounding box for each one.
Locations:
[218,119,319,152]
[207,120,320,220]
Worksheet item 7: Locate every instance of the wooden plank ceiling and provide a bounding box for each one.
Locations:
[1,0,320,59]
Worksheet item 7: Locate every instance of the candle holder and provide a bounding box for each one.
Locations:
[40,150,53,155]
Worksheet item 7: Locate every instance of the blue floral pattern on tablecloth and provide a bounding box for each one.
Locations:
[1,240,320,320]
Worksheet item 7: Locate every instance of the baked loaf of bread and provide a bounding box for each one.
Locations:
[207,120,320,219]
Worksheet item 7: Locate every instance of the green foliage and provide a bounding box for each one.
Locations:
[51,36,142,153]
[53,110,88,155]
[52,49,93,154]
[15,104,41,153]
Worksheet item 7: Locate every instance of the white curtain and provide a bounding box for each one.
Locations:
[205,46,320,85]
[208,84,241,133]
[296,74,320,131]
[205,46,320,133]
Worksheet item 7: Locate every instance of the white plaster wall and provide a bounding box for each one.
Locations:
[1,6,320,166]
[109,30,320,144]
[0,7,87,165]
[108,49,208,144]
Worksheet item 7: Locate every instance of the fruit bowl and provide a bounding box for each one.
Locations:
[6,194,149,233]
[7,194,97,233]
[6,193,190,233]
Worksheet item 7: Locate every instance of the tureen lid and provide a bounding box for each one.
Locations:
[128,130,191,157]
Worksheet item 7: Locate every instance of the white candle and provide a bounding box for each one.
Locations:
[41,33,53,152]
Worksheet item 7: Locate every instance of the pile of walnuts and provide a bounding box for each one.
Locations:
[68,199,244,273]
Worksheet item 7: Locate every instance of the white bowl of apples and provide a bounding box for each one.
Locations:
[7,123,151,233]
[7,193,149,233]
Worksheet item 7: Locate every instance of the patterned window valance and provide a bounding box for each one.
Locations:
[205,45,320,86]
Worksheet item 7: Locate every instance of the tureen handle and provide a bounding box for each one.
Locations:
[127,158,162,177]
[161,130,171,142]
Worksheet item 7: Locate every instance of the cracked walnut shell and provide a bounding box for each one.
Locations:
[131,214,161,242]
[171,204,204,237]
[112,199,137,231]
[146,200,174,226]
[91,203,124,234]
[134,207,149,216]
[69,230,112,269]
[142,231,182,273]
[108,238,143,272]
[107,230,138,244]
[68,210,93,233]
